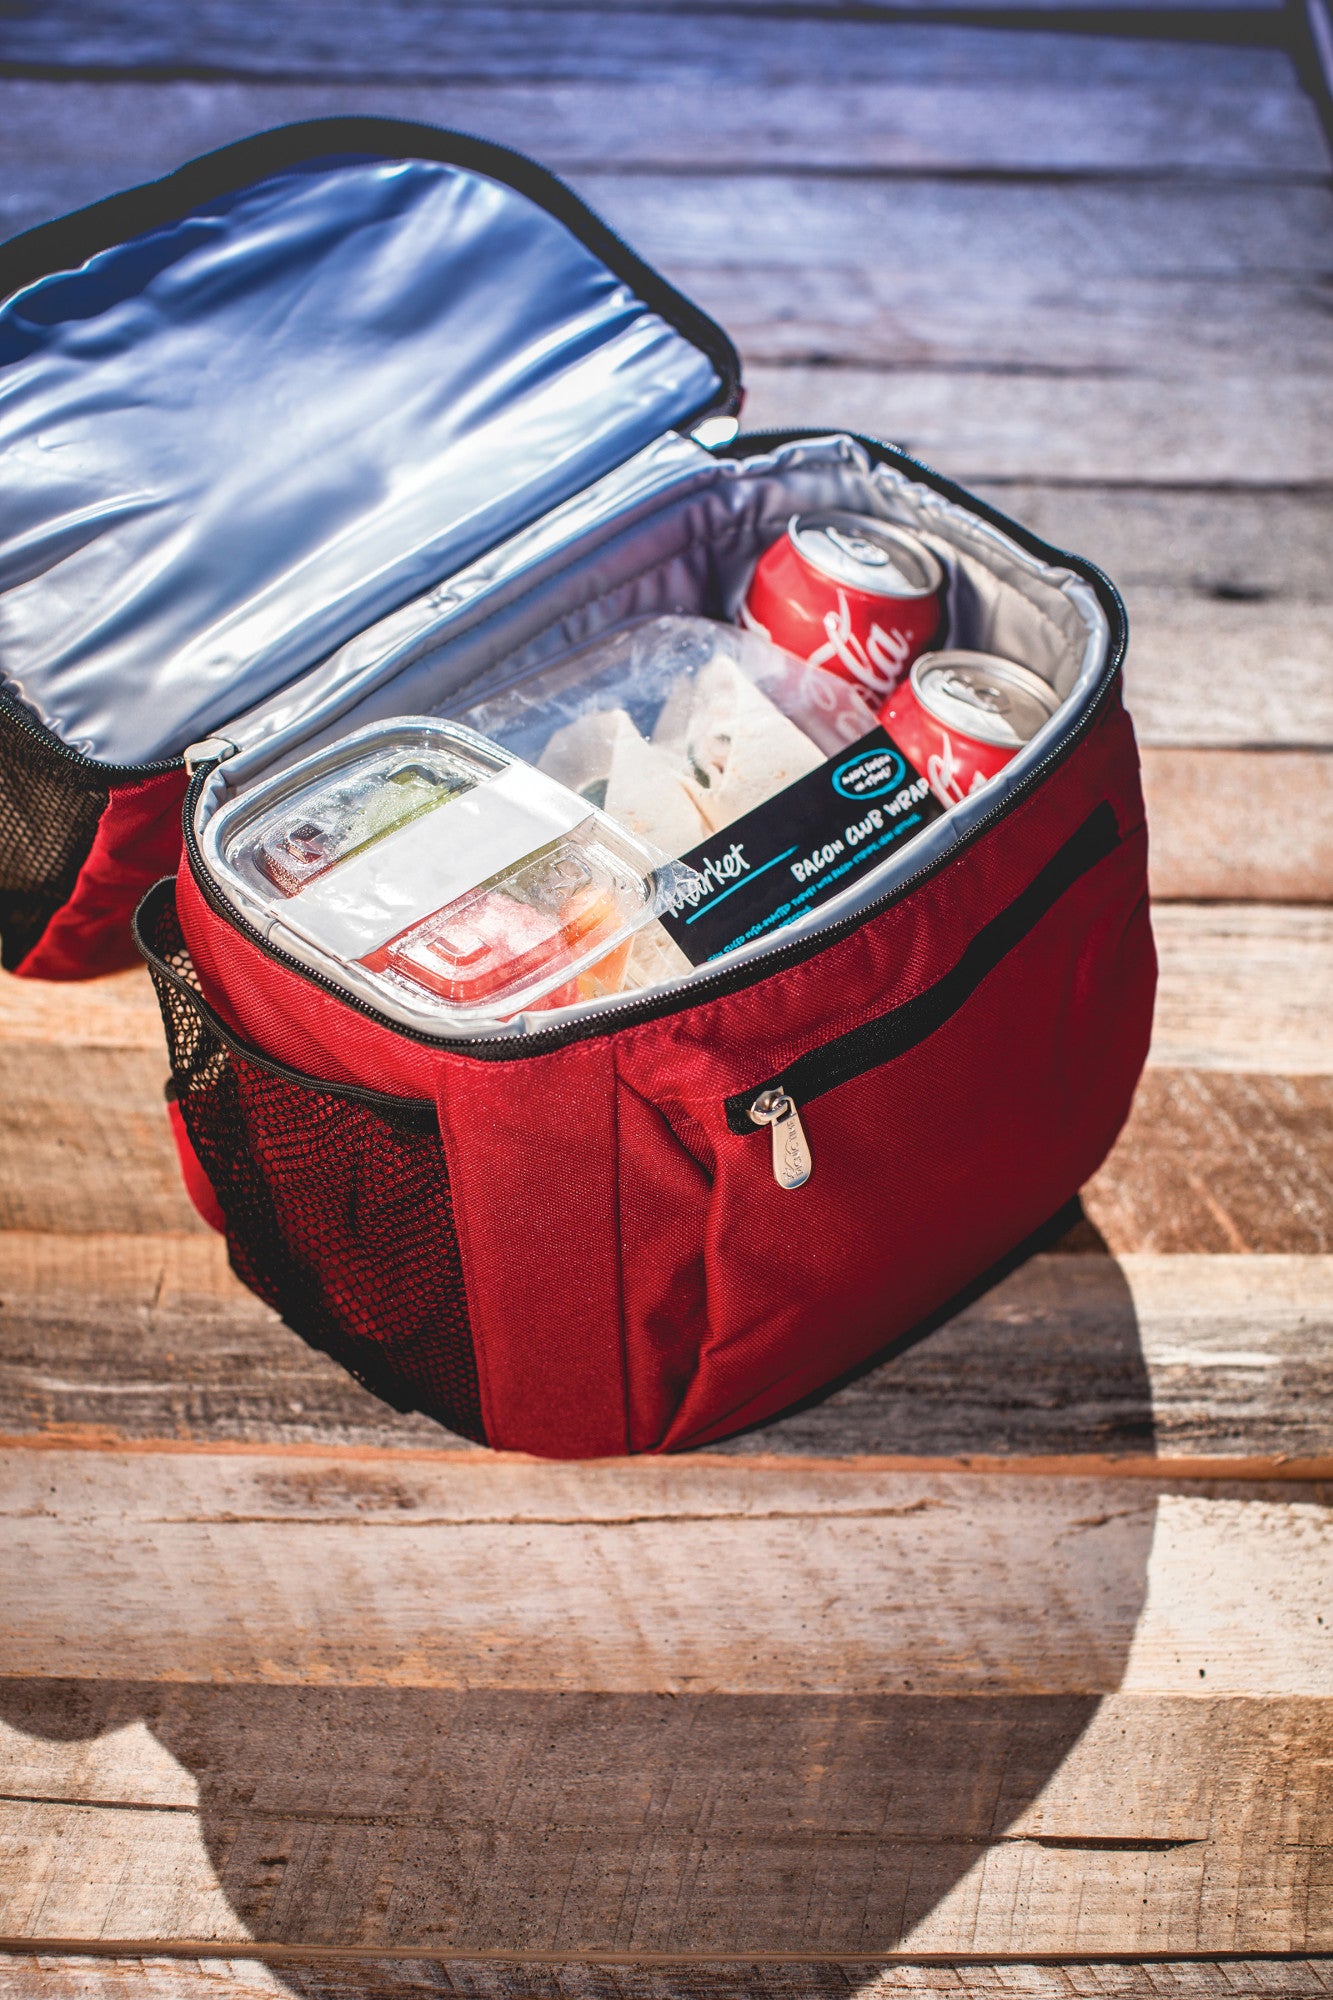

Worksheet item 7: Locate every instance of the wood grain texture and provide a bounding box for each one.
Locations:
[3,1957,1332,1999]
[1083,1070,1333,1254]
[0,66,1322,230]
[1141,751,1333,901]
[1149,906,1333,1072]
[971,486,1333,601]
[6,903,1333,1070]
[2,1237,1329,1463]
[2,1447,1329,1695]
[0,10,1299,88]
[741,366,1333,485]
[0,1046,202,1236]
[0,967,164,1051]
[1122,598,1333,749]
[9,904,1333,1071]
[0,1680,1329,1954]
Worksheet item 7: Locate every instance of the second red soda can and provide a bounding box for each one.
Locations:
[742,510,944,704]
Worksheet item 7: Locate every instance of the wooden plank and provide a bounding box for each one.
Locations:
[0,11,1300,89]
[580,176,1333,347]
[2,1236,1330,1463]
[1083,1069,1333,1254]
[2,1957,1332,2000]
[0,1046,201,1237]
[0,968,163,1051]
[1141,750,1333,901]
[741,366,1332,485]
[8,905,1333,1070]
[970,485,1333,602]
[2,1050,1330,1246]
[717,1252,1333,1463]
[0,1230,454,1452]
[1149,906,1333,1072]
[0,69,1322,227]
[0,1679,1328,1953]
[1120,597,1332,748]
[1,1446,1329,1693]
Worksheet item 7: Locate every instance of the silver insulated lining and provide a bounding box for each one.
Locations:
[199,432,1114,1039]
[0,150,722,763]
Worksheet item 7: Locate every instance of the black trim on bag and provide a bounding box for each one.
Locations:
[134,877,438,1135]
[0,116,742,783]
[723,800,1122,1134]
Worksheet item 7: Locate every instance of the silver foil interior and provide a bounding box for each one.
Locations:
[0,153,722,763]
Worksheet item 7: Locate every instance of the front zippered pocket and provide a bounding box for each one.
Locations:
[725,800,1122,1181]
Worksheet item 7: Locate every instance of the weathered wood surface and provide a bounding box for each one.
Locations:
[0,9,1295,88]
[3,1240,1330,1463]
[1149,906,1333,1071]
[0,70,1322,202]
[0,1674,1329,1950]
[4,1449,1330,1694]
[1082,1070,1333,1254]
[1,4,1329,1989]
[0,1045,201,1236]
[1140,751,1333,901]
[4,1960,1333,2000]
[3,1037,1328,1248]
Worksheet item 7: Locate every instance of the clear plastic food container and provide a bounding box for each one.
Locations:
[202,719,693,1025]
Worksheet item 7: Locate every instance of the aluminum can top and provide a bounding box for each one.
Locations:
[911,651,1058,750]
[787,512,943,600]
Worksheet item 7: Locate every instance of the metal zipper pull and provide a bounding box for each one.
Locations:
[748,1086,812,1189]
[182,736,238,775]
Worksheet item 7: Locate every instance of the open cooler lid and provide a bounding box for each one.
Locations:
[0,119,740,767]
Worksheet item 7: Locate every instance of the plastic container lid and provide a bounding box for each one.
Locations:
[203,718,691,1024]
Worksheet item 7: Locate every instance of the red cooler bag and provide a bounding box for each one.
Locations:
[0,121,1154,1456]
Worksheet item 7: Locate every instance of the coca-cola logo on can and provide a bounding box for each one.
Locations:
[742,510,945,703]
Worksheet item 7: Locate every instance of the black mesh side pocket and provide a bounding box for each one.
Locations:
[135,877,486,1443]
[0,697,112,970]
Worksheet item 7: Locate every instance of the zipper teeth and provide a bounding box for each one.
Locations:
[0,685,183,781]
[181,431,1128,1060]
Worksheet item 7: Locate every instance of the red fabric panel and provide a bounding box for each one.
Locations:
[15,769,189,980]
[432,1040,629,1458]
[166,1095,227,1234]
[178,863,631,1457]
[176,862,442,1098]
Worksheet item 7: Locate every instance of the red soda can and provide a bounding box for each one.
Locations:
[879,650,1059,808]
[742,510,944,704]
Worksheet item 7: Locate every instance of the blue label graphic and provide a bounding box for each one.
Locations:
[832,747,907,799]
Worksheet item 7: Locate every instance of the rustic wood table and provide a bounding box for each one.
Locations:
[0,3,1330,1993]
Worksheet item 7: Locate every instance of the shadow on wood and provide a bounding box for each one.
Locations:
[0,1237,1164,1966]
[0,1680,1135,1965]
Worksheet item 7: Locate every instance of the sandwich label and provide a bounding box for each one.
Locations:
[660,726,942,965]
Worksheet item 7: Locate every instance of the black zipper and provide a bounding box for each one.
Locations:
[177,431,1129,1063]
[724,799,1122,1141]
[136,880,438,1133]
[0,682,184,782]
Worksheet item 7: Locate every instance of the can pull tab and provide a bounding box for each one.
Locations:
[748,1087,812,1190]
